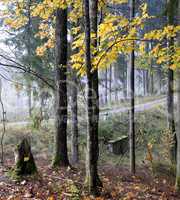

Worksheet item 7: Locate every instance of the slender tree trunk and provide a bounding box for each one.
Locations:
[109,65,112,102]
[150,71,154,95]
[143,70,147,96]
[127,56,131,98]
[129,0,135,174]
[71,71,79,164]
[0,80,6,165]
[123,59,127,99]
[167,0,176,164]
[157,69,162,95]
[53,8,69,167]
[148,42,154,95]
[176,12,180,185]
[105,68,108,104]
[146,70,149,95]
[84,0,101,195]
[27,84,32,117]
[26,0,32,118]
[175,0,180,191]
[176,68,180,190]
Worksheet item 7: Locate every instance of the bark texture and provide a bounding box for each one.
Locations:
[176,68,180,191]
[167,0,176,164]
[53,8,69,167]
[84,0,102,195]
[129,0,136,174]
[175,0,180,191]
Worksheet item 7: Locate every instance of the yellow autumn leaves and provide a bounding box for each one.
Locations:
[1,0,180,73]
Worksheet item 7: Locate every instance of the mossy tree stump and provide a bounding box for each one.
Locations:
[12,138,37,177]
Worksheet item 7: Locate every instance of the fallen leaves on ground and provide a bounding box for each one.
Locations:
[0,157,179,200]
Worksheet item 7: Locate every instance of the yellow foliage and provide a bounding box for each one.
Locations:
[36,46,47,57]
[1,0,179,74]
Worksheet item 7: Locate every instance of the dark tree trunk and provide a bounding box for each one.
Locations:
[84,0,102,195]
[176,68,180,190]
[167,0,176,164]
[129,0,136,174]
[175,0,180,191]
[13,138,37,177]
[53,8,69,167]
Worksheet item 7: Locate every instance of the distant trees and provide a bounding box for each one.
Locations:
[70,70,79,164]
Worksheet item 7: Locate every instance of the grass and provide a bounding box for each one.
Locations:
[100,94,165,112]
[0,104,169,169]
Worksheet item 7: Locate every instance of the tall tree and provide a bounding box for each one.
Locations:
[53,7,69,167]
[167,0,177,164]
[84,0,102,195]
[175,0,180,191]
[176,65,180,190]
[129,0,136,174]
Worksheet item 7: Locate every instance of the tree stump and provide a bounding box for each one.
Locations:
[12,138,37,177]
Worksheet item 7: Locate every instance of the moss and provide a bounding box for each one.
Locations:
[9,138,37,180]
[175,176,180,191]
[52,155,69,168]
[7,168,21,181]
[84,175,90,187]
[52,155,61,168]
[8,160,37,180]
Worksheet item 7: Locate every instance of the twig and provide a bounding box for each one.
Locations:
[0,80,6,165]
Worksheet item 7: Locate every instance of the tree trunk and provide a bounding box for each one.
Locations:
[109,65,112,102]
[27,84,32,117]
[127,55,131,98]
[123,59,127,99]
[157,69,162,95]
[70,71,79,164]
[84,0,102,195]
[129,0,136,174]
[175,68,180,190]
[175,0,180,190]
[53,8,69,167]
[12,138,37,177]
[143,70,147,96]
[150,72,154,95]
[105,68,108,104]
[167,0,176,164]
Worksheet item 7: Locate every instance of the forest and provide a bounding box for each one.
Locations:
[0,0,179,199]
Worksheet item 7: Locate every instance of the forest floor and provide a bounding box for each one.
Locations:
[0,156,180,200]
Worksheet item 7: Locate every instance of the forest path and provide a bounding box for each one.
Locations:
[100,97,166,117]
[5,97,166,126]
